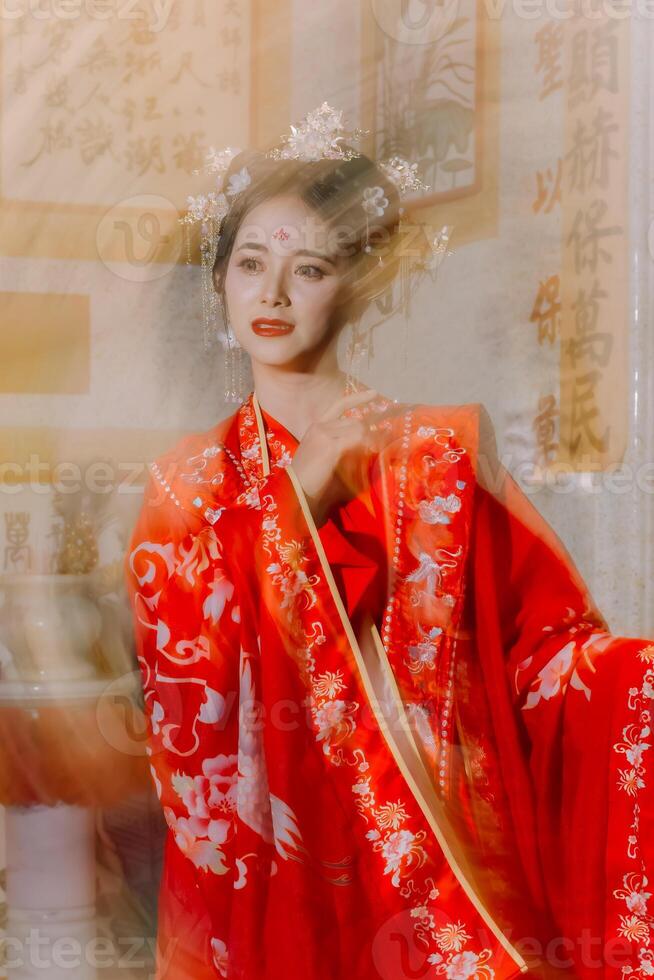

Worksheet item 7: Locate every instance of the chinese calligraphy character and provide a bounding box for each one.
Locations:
[218,69,242,95]
[563,278,612,369]
[125,135,166,175]
[80,36,119,75]
[529,274,561,346]
[123,49,162,85]
[4,512,31,574]
[565,106,619,193]
[566,199,621,274]
[22,119,73,166]
[568,21,618,109]
[172,131,208,174]
[534,22,564,100]
[168,51,211,86]
[533,158,562,214]
[568,369,610,455]
[533,394,559,467]
[221,27,242,48]
[76,117,116,165]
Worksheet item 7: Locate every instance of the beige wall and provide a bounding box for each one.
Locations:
[1,1,653,616]
[0,8,653,970]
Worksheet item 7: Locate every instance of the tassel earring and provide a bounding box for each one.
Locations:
[200,220,220,353]
[224,320,249,404]
[217,293,249,404]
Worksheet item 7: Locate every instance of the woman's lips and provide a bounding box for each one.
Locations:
[251,318,295,337]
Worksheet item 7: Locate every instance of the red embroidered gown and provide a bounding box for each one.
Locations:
[125,390,654,980]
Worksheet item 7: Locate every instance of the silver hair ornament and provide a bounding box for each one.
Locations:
[178,103,454,400]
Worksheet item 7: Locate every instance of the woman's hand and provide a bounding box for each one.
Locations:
[290,388,383,525]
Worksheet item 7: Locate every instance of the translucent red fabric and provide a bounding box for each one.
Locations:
[124,390,654,979]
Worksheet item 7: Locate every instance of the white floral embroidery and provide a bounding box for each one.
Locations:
[407,626,444,673]
[435,921,472,953]
[406,547,462,595]
[313,670,346,699]
[406,552,445,593]
[203,569,235,623]
[176,526,222,587]
[381,829,419,879]
[129,540,176,593]
[315,699,349,743]
[440,950,488,978]
[612,645,654,976]
[418,492,462,526]
[410,906,495,978]
[521,630,610,710]
[406,702,437,756]
[237,652,303,861]
[164,753,238,874]
[151,700,164,735]
[240,397,511,975]
[210,937,228,977]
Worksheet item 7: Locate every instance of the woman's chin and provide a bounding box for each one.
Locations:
[243,333,320,365]
[244,343,303,368]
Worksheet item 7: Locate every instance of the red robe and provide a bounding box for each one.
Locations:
[124,389,654,979]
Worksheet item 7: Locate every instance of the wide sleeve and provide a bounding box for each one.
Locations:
[469,404,654,978]
[123,471,242,977]
[123,455,331,978]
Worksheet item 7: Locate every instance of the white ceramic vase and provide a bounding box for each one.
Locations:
[0,574,102,683]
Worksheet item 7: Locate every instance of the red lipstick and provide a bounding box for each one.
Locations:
[251,317,295,337]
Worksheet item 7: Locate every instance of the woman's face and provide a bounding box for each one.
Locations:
[220,194,353,369]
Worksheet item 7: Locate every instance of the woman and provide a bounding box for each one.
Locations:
[125,109,654,980]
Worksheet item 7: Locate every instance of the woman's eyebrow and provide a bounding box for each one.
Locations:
[292,248,337,266]
[235,242,337,266]
[235,241,267,252]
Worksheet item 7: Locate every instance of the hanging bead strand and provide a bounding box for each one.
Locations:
[381,406,413,653]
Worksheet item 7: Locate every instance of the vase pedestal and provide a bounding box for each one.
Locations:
[5,803,97,980]
[0,671,150,980]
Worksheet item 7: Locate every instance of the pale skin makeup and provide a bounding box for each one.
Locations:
[217,193,383,523]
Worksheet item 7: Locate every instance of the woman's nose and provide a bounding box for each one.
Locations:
[260,267,290,306]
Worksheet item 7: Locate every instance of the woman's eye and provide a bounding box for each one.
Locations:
[238,257,262,273]
[296,264,324,279]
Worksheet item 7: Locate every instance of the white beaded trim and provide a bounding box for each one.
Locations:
[149,461,183,508]
[186,442,250,489]
[439,655,456,792]
[381,407,413,649]
[377,406,459,799]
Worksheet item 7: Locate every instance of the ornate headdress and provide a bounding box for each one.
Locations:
[179,102,453,401]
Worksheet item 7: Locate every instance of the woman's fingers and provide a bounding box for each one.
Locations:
[319,387,378,423]
[321,413,386,457]
[291,390,389,520]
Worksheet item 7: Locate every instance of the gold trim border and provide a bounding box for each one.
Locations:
[283,460,528,975]
[252,391,271,477]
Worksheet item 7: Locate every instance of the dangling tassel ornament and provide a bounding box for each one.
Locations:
[223,320,249,404]
[199,219,220,352]
[345,319,372,392]
[397,206,412,374]
[215,292,249,404]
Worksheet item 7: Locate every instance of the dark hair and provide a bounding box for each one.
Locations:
[211,147,404,321]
